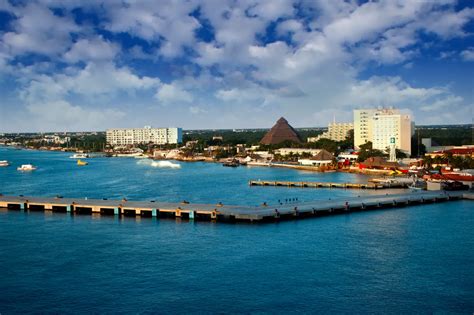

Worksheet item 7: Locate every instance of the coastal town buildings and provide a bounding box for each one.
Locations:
[425,146,474,158]
[260,117,302,145]
[308,122,353,142]
[106,126,182,146]
[42,135,70,145]
[354,108,413,155]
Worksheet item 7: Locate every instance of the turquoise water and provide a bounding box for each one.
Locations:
[0,147,395,206]
[1,147,473,313]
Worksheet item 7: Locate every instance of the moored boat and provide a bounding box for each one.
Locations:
[70,153,89,159]
[0,160,9,167]
[223,159,240,167]
[77,159,88,166]
[17,164,37,171]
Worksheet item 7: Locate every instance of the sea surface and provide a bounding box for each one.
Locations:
[0,147,473,313]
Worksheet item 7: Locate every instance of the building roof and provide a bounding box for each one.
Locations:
[310,150,334,161]
[260,117,302,145]
[361,156,399,168]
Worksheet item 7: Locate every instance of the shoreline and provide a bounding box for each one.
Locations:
[0,144,399,175]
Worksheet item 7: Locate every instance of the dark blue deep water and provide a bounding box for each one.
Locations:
[1,147,473,313]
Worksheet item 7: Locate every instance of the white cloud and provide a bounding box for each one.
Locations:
[63,36,119,63]
[421,7,474,38]
[1,0,474,130]
[26,100,125,132]
[103,1,200,58]
[2,3,79,56]
[155,83,193,104]
[460,47,474,61]
[10,61,161,131]
[189,106,207,114]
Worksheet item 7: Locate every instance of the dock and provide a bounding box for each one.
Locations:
[249,180,407,189]
[0,191,472,223]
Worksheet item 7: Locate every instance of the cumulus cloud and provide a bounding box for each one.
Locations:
[26,100,125,132]
[0,0,473,130]
[102,1,200,58]
[155,83,193,104]
[460,47,474,61]
[2,3,79,56]
[63,36,119,63]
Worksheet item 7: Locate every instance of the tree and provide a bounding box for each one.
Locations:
[422,155,433,169]
[396,149,407,159]
[357,141,387,162]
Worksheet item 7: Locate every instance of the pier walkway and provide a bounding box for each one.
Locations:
[249,180,409,189]
[0,191,472,223]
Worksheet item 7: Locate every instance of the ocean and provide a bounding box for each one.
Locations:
[0,147,473,313]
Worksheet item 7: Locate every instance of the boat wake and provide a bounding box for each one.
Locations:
[137,159,181,169]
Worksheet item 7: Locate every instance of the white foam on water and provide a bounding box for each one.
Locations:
[137,159,181,169]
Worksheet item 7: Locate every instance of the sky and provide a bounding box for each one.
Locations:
[0,0,473,132]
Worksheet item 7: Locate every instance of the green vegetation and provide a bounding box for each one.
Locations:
[415,125,473,146]
[68,134,106,151]
[357,142,387,162]
[183,128,325,146]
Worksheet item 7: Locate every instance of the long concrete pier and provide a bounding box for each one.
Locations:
[0,191,472,223]
[249,180,407,189]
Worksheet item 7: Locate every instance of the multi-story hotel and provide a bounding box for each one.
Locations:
[308,122,353,142]
[354,108,412,155]
[106,126,182,146]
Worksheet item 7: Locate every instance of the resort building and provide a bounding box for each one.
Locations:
[106,126,182,146]
[354,108,412,155]
[298,149,334,166]
[308,122,353,142]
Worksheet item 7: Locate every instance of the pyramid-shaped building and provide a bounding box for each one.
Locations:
[260,117,302,145]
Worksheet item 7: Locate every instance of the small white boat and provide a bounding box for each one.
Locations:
[0,160,9,167]
[70,153,89,159]
[17,164,37,171]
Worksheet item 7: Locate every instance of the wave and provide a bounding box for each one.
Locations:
[137,159,181,169]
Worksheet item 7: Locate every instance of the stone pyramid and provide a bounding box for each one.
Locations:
[260,117,302,145]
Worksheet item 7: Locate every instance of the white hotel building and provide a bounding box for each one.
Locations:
[106,126,182,146]
[308,122,353,142]
[354,108,413,155]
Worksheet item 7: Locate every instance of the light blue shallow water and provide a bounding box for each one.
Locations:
[0,147,473,313]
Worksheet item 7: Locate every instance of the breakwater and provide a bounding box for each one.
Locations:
[249,180,409,189]
[1,191,471,223]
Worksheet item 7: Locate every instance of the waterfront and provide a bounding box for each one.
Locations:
[1,147,473,313]
[0,146,397,206]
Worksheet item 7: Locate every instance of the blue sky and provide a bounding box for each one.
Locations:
[0,0,473,132]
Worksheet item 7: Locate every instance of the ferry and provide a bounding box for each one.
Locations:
[0,160,9,167]
[77,159,88,166]
[17,164,37,171]
[70,153,89,159]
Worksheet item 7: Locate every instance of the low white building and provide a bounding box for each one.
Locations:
[276,148,326,156]
[298,150,335,166]
[337,152,358,162]
[106,126,182,146]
